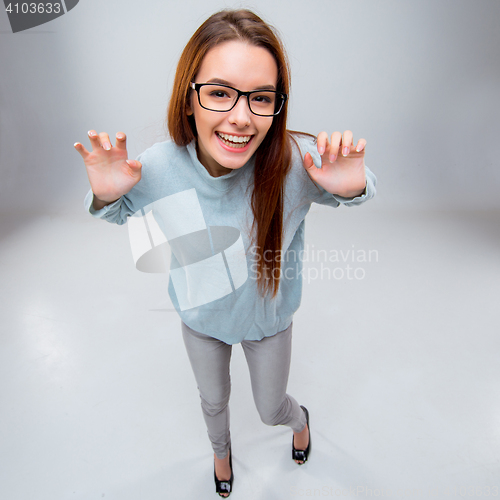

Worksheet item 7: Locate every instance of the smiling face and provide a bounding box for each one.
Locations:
[187,40,278,177]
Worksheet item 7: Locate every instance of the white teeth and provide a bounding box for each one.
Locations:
[217,132,251,144]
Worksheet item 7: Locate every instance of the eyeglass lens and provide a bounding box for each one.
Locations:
[198,85,282,116]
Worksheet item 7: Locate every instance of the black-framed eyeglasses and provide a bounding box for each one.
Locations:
[190,82,287,117]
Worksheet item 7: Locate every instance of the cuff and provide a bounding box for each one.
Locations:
[84,189,122,217]
[332,183,367,203]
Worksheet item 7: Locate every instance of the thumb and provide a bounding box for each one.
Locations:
[303,152,318,177]
[126,159,142,169]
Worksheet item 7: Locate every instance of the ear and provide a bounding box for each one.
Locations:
[186,93,194,116]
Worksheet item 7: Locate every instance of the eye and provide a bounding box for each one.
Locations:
[252,94,272,103]
[209,90,230,99]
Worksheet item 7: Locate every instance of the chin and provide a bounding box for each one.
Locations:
[214,159,247,173]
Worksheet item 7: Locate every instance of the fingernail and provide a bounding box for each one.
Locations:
[318,146,325,155]
[343,147,349,156]
[103,142,111,150]
[356,145,361,152]
[117,134,124,140]
[88,131,95,137]
[329,154,336,163]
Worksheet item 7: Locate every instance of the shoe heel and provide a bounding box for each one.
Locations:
[292,406,310,464]
[214,447,234,497]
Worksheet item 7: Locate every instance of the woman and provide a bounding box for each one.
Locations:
[75,9,376,497]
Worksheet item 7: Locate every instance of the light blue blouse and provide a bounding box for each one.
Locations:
[84,134,377,344]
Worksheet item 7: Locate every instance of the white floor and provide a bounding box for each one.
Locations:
[0,206,499,500]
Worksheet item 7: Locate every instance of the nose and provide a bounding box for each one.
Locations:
[227,95,251,127]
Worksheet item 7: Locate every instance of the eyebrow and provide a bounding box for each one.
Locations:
[206,78,276,91]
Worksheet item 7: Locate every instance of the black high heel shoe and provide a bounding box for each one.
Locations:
[214,447,233,497]
[292,405,311,464]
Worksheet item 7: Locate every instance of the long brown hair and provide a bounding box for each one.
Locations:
[167,9,292,298]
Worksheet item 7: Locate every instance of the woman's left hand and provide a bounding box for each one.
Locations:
[303,130,367,198]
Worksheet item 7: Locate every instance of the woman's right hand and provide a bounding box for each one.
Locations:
[74,130,142,205]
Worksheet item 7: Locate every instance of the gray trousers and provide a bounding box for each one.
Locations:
[181,321,307,459]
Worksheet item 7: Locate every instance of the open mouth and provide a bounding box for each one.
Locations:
[216,132,253,149]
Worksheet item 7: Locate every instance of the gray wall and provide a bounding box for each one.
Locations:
[0,0,499,216]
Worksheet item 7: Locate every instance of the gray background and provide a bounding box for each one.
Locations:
[0,0,499,216]
[1,1,500,499]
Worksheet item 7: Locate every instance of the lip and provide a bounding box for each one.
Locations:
[215,132,254,153]
[217,131,253,137]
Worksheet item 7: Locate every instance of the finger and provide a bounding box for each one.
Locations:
[341,130,353,157]
[99,132,112,151]
[115,132,127,151]
[316,131,329,155]
[329,131,342,162]
[73,141,90,160]
[355,139,367,152]
[87,130,102,151]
